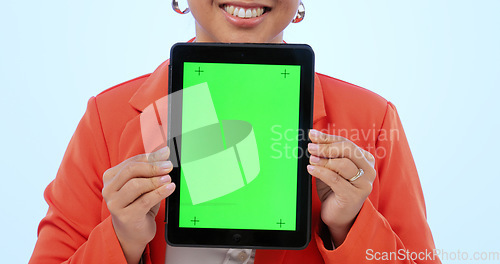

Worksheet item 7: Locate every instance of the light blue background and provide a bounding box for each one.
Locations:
[1,0,499,263]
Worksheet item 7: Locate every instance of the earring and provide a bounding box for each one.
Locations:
[292,2,305,23]
[172,0,190,14]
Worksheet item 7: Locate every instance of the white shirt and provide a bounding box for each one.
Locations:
[165,244,255,264]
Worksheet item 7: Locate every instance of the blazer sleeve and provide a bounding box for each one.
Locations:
[314,102,441,264]
[29,97,128,263]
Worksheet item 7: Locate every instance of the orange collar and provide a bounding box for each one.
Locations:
[129,42,326,123]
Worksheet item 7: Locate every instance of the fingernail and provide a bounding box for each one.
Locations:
[308,143,319,151]
[160,175,171,183]
[310,155,320,164]
[309,129,321,137]
[157,146,170,158]
[307,165,315,172]
[165,182,175,190]
[159,161,173,170]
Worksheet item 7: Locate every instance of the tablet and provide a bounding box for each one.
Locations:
[165,43,314,249]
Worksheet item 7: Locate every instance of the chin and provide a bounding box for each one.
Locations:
[224,36,261,43]
[218,32,282,44]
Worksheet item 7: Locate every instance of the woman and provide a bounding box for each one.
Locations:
[30,0,440,263]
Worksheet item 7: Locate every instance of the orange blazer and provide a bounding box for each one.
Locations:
[30,59,440,264]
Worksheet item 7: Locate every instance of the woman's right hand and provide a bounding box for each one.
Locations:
[102,146,176,264]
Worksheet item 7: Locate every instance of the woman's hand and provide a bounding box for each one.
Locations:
[102,146,176,264]
[307,129,376,247]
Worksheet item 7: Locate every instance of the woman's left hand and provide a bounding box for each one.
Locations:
[307,129,376,247]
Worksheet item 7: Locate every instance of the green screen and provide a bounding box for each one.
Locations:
[179,62,301,231]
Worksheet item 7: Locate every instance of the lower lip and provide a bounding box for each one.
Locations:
[221,8,267,28]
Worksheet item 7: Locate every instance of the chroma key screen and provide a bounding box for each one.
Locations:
[177,62,301,231]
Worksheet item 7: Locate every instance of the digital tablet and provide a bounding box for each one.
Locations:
[165,43,314,249]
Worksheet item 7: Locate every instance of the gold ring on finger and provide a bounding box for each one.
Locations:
[348,168,364,182]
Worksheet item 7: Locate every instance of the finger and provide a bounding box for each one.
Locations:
[109,160,173,191]
[102,146,170,182]
[146,146,170,162]
[309,155,373,189]
[308,141,367,169]
[361,148,376,166]
[114,175,172,208]
[127,146,171,163]
[127,182,176,215]
[309,141,377,182]
[309,129,348,144]
[307,165,354,196]
[309,156,358,180]
[309,130,375,164]
[308,129,373,170]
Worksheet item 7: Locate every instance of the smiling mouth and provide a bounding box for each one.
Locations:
[220,4,270,19]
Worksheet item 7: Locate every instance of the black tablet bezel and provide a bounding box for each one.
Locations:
[166,43,314,249]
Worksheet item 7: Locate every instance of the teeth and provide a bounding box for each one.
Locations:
[223,4,266,19]
[238,8,245,18]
